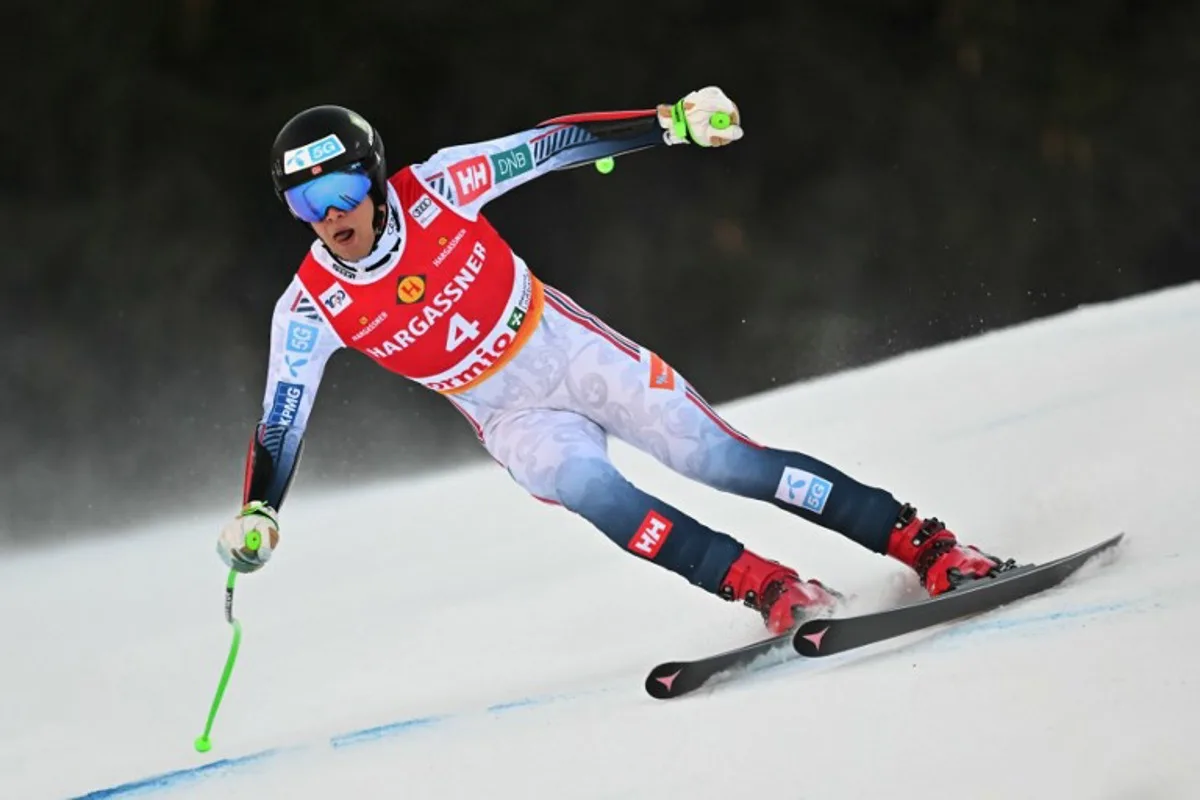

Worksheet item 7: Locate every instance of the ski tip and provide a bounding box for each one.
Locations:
[1055,531,1126,567]
[645,662,687,700]
[1082,531,1126,565]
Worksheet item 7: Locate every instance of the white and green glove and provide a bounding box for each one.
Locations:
[658,86,744,147]
[217,501,281,574]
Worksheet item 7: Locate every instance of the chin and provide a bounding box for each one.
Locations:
[327,236,371,262]
[334,246,366,261]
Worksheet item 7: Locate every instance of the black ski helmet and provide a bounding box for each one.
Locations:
[270,105,388,217]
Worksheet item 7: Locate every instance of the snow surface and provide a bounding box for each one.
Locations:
[4,283,1200,799]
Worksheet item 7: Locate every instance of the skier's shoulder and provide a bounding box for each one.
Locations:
[273,270,325,326]
[390,162,465,217]
[385,163,428,190]
[374,164,439,211]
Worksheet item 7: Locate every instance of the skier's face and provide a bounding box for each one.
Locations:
[311,197,379,261]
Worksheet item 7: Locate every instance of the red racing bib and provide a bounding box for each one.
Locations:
[296,167,544,394]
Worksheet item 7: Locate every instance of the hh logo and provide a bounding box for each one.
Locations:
[629,511,673,558]
[397,275,427,304]
[774,467,833,514]
[450,156,492,205]
[648,352,676,390]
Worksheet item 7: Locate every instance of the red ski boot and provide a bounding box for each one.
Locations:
[718,550,840,635]
[886,504,1014,595]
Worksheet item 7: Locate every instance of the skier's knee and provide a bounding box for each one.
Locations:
[552,456,744,592]
[553,457,628,513]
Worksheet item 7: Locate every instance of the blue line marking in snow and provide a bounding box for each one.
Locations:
[934,601,1131,643]
[329,714,446,748]
[74,748,282,799]
[71,597,1137,798]
[940,390,1103,442]
[487,697,539,713]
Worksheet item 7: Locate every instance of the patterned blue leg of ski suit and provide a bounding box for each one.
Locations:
[449,286,902,594]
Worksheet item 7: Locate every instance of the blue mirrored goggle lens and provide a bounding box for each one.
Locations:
[283,170,373,223]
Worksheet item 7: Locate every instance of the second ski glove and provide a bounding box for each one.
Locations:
[217,501,281,574]
[658,86,744,147]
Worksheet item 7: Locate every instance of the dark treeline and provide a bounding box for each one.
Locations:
[4,0,1199,542]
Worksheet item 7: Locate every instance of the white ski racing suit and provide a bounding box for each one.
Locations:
[245,109,902,594]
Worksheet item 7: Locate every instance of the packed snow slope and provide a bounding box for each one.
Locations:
[3,283,1199,800]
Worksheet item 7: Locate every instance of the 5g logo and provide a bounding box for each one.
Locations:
[283,134,347,175]
[285,322,319,353]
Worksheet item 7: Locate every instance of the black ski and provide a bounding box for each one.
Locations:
[645,533,1123,700]
[644,632,794,699]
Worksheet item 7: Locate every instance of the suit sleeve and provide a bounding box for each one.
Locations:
[411,109,667,219]
[242,277,344,510]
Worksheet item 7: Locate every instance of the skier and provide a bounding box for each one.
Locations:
[217,87,1011,635]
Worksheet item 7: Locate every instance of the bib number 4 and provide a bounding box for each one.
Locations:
[446,313,480,352]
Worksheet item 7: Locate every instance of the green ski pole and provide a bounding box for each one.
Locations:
[194,564,247,753]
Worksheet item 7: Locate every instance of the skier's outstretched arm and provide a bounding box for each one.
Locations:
[413,86,744,218]
[217,278,344,573]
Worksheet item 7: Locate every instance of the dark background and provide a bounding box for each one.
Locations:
[5,0,1199,544]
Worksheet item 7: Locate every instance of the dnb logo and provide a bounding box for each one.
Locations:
[490,144,533,184]
[396,275,427,304]
[268,382,305,426]
[282,134,346,175]
[629,511,673,559]
[774,467,833,514]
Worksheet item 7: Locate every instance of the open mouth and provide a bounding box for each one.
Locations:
[333,228,355,245]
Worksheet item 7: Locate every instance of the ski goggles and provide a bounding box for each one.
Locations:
[283,166,373,223]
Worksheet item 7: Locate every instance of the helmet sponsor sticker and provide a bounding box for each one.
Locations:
[283,134,347,175]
